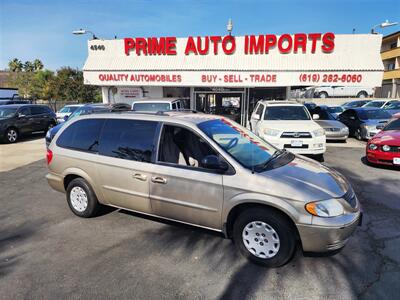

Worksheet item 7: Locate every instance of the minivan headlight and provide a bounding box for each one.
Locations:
[46,130,51,139]
[313,128,325,137]
[305,199,344,217]
[263,128,280,137]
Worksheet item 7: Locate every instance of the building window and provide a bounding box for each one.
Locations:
[390,42,397,49]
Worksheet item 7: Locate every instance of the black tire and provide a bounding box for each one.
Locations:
[318,91,328,99]
[5,127,19,143]
[357,91,368,98]
[66,178,101,218]
[232,208,296,267]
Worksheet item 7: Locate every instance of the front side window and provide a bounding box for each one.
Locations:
[264,106,310,120]
[0,107,18,118]
[384,101,400,109]
[99,119,158,162]
[133,102,171,112]
[56,119,104,152]
[19,107,31,116]
[199,118,284,171]
[158,125,217,168]
[31,106,46,115]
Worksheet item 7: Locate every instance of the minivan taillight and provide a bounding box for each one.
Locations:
[46,149,53,165]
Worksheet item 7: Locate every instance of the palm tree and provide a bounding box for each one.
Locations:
[23,61,35,72]
[8,58,23,72]
[33,59,44,71]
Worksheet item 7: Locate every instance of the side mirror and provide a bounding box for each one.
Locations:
[18,113,26,118]
[63,115,69,121]
[201,155,229,172]
[312,114,320,120]
[253,113,261,120]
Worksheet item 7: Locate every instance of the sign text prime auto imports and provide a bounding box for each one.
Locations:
[123,33,335,56]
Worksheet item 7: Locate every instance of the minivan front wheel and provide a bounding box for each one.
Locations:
[66,178,100,218]
[233,208,296,267]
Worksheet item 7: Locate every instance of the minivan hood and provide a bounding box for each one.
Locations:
[259,156,349,202]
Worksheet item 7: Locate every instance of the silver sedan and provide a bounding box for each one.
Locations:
[316,120,349,141]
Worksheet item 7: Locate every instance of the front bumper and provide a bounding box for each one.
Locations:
[367,149,400,166]
[297,211,361,252]
[265,135,326,155]
[325,132,348,140]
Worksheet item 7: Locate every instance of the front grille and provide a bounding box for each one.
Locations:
[283,144,309,149]
[325,128,341,132]
[381,145,400,153]
[343,188,357,208]
[280,132,312,138]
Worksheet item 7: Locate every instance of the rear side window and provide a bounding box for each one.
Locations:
[99,119,158,162]
[31,106,47,115]
[56,119,104,152]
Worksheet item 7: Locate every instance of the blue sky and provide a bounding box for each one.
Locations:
[0,0,399,70]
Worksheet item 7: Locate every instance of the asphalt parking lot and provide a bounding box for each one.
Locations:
[0,138,399,299]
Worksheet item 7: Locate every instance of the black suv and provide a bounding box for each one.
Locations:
[0,104,57,143]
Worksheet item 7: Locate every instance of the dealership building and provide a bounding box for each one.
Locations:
[83,32,383,126]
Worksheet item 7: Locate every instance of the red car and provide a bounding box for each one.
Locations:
[366,114,400,167]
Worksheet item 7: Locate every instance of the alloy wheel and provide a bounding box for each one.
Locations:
[7,129,18,143]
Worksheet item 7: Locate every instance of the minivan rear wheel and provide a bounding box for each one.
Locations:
[66,178,101,218]
[233,208,296,267]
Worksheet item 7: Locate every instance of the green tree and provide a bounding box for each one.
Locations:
[33,59,44,71]
[23,61,35,72]
[8,58,23,72]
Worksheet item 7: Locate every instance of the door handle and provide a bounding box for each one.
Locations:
[151,176,167,184]
[133,173,147,181]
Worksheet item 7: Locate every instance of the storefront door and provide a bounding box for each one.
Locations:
[194,89,245,125]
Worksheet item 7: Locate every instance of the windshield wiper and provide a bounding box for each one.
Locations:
[258,149,287,170]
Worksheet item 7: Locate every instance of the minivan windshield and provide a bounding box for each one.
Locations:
[198,118,293,171]
[0,107,18,118]
[133,102,171,112]
[264,106,310,120]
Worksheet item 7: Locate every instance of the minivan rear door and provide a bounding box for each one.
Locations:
[96,119,159,213]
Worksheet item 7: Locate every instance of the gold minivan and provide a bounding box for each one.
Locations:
[46,111,362,267]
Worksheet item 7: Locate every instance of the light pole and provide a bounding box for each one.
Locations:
[72,29,98,39]
[371,20,398,34]
[227,19,233,36]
